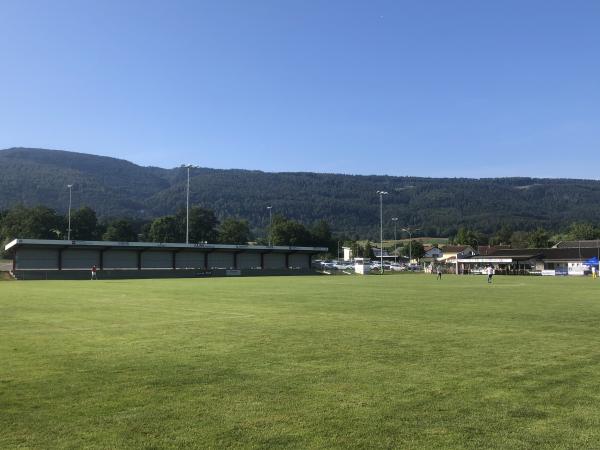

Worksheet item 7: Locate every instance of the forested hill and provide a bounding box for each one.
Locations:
[2,147,600,238]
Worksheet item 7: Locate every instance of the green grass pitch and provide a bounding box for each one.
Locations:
[2,274,600,448]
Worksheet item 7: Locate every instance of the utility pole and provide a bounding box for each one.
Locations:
[183,165,198,244]
[67,184,73,240]
[267,206,273,246]
[377,191,388,273]
[392,217,398,263]
[402,226,421,266]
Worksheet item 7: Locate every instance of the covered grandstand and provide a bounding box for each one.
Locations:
[4,239,327,280]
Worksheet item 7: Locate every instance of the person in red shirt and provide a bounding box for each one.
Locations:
[91,265,98,280]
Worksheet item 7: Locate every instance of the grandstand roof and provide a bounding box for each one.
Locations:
[4,238,328,253]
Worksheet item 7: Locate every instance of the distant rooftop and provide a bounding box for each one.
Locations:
[553,240,600,249]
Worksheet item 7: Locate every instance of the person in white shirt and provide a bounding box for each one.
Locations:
[486,266,494,283]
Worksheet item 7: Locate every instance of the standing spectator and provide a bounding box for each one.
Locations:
[486,265,494,283]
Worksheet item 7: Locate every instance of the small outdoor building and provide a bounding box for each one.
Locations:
[4,238,327,280]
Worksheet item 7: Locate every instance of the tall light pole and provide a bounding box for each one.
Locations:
[392,217,398,262]
[402,226,421,265]
[377,191,388,273]
[267,206,273,246]
[183,165,198,244]
[67,184,73,240]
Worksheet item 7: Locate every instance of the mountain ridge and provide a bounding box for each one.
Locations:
[1,147,599,238]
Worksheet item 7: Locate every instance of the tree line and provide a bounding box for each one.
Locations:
[0,205,336,257]
[3,204,599,261]
[450,222,600,248]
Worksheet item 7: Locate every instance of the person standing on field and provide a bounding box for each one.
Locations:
[486,265,494,283]
[91,264,97,280]
[593,266,597,279]
[436,266,442,280]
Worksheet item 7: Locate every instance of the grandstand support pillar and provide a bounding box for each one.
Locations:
[233,251,241,269]
[172,251,176,270]
[137,251,142,270]
[260,252,265,269]
[58,248,63,270]
[308,254,313,268]
[285,253,290,269]
[204,252,209,270]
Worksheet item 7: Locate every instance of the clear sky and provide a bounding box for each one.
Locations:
[1,0,599,178]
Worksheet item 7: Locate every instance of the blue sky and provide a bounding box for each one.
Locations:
[1,0,599,178]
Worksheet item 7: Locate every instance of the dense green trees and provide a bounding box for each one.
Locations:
[146,207,219,243]
[148,216,181,242]
[218,219,251,244]
[528,228,551,248]
[183,207,219,243]
[4,199,600,261]
[453,227,485,248]
[363,241,374,259]
[1,206,64,241]
[103,220,138,242]
[70,207,101,240]
[568,222,598,240]
[399,241,425,260]
[270,215,314,246]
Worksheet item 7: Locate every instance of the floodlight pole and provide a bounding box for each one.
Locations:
[407,229,412,263]
[267,206,273,246]
[392,217,398,262]
[377,191,388,273]
[187,167,190,243]
[67,184,73,240]
[183,165,197,244]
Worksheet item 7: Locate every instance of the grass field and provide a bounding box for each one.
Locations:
[2,275,600,448]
